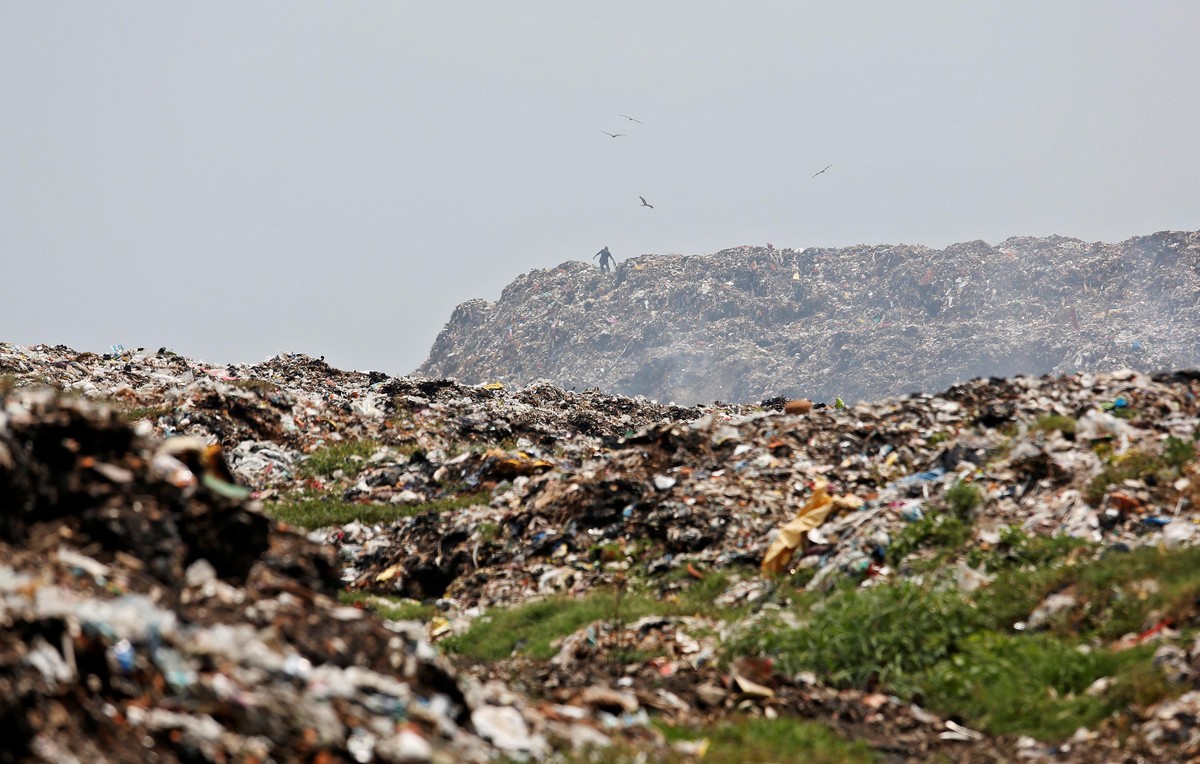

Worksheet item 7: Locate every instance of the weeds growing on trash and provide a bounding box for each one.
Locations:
[733,581,980,694]
[298,439,383,478]
[445,574,740,662]
[120,404,173,421]
[731,541,1200,740]
[263,493,405,528]
[264,488,494,529]
[886,512,972,568]
[1084,447,1181,505]
[944,480,983,517]
[965,526,1090,571]
[1032,414,1078,435]
[338,591,437,622]
[920,634,1158,741]
[1062,544,1200,640]
[655,717,876,763]
[1164,435,1197,469]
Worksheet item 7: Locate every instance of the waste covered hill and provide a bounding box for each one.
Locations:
[6,341,1200,762]
[418,230,1200,405]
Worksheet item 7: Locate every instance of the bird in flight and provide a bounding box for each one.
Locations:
[618,114,643,123]
[602,131,626,138]
[639,196,654,208]
[811,164,833,178]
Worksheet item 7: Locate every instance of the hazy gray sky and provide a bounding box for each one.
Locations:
[3,3,1198,375]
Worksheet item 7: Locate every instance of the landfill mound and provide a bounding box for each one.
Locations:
[6,342,1200,762]
[418,230,1200,405]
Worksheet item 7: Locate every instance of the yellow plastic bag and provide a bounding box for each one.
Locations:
[761,480,863,576]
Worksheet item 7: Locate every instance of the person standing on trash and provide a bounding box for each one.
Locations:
[593,246,616,274]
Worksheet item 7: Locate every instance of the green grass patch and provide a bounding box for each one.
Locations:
[944,480,983,517]
[263,494,410,528]
[1055,544,1200,640]
[1032,414,1077,435]
[966,526,1091,571]
[926,431,949,447]
[339,591,437,621]
[921,633,1157,741]
[442,592,638,661]
[298,439,383,479]
[727,542,1200,741]
[1164,435,1197,469]
[887,511,972,568]
[656,717,875,764]
[444,573,740,662]
[730,582,981,694]
[1084,447,1178,505]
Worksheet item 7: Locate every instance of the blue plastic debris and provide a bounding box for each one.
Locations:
[111,639,135,673]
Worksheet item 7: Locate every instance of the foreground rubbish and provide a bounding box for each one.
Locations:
[4,341,1200,762]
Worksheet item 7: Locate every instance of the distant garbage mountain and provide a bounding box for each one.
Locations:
[418,231,1200,404]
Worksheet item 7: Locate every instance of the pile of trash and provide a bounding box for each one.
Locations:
[6,340,1200,761]
[418,230,1200,405]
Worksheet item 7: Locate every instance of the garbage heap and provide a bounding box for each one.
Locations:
[0,388,649,763]
[7,341,1200,762]
[418,229,1200,405]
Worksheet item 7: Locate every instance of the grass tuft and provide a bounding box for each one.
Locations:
[920,633,1157,741]
[120,404,174,422]
[298,439,383,479]
[656,717,876,764]
[945,480,983,518]
[444,573,741,662]
[1032,414,1077,435]
[338,591,437,622]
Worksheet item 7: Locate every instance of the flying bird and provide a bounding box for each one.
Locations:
[639,196,654,208]
[618,114,643,123]
[811,164,833,178]
[602,131,626,138]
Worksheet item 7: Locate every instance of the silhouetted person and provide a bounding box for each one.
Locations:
[594,246,616,273]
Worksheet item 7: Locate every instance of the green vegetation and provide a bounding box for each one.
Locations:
[920,633,1155,741]
[944,480,983,518]
[338,591,437,622]
[120,404,174,422]
[298,439,383,479]
[263,494,407,528]
[966,526,1089,571]
[1083,444,1190,505]
[727,543,1200,742]
[655,717,876,764]
[263,488,492,529]
[1032,414,1077,435]
[887,511,971,568]
[443,573,740,662]
[443,592,637,662]
[477,522,500,543]
[1164,435,1197,469]
[734,582,979,694]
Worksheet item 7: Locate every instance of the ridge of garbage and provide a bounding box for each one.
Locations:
[3,341,1200,762]
[417,230,1200,406]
